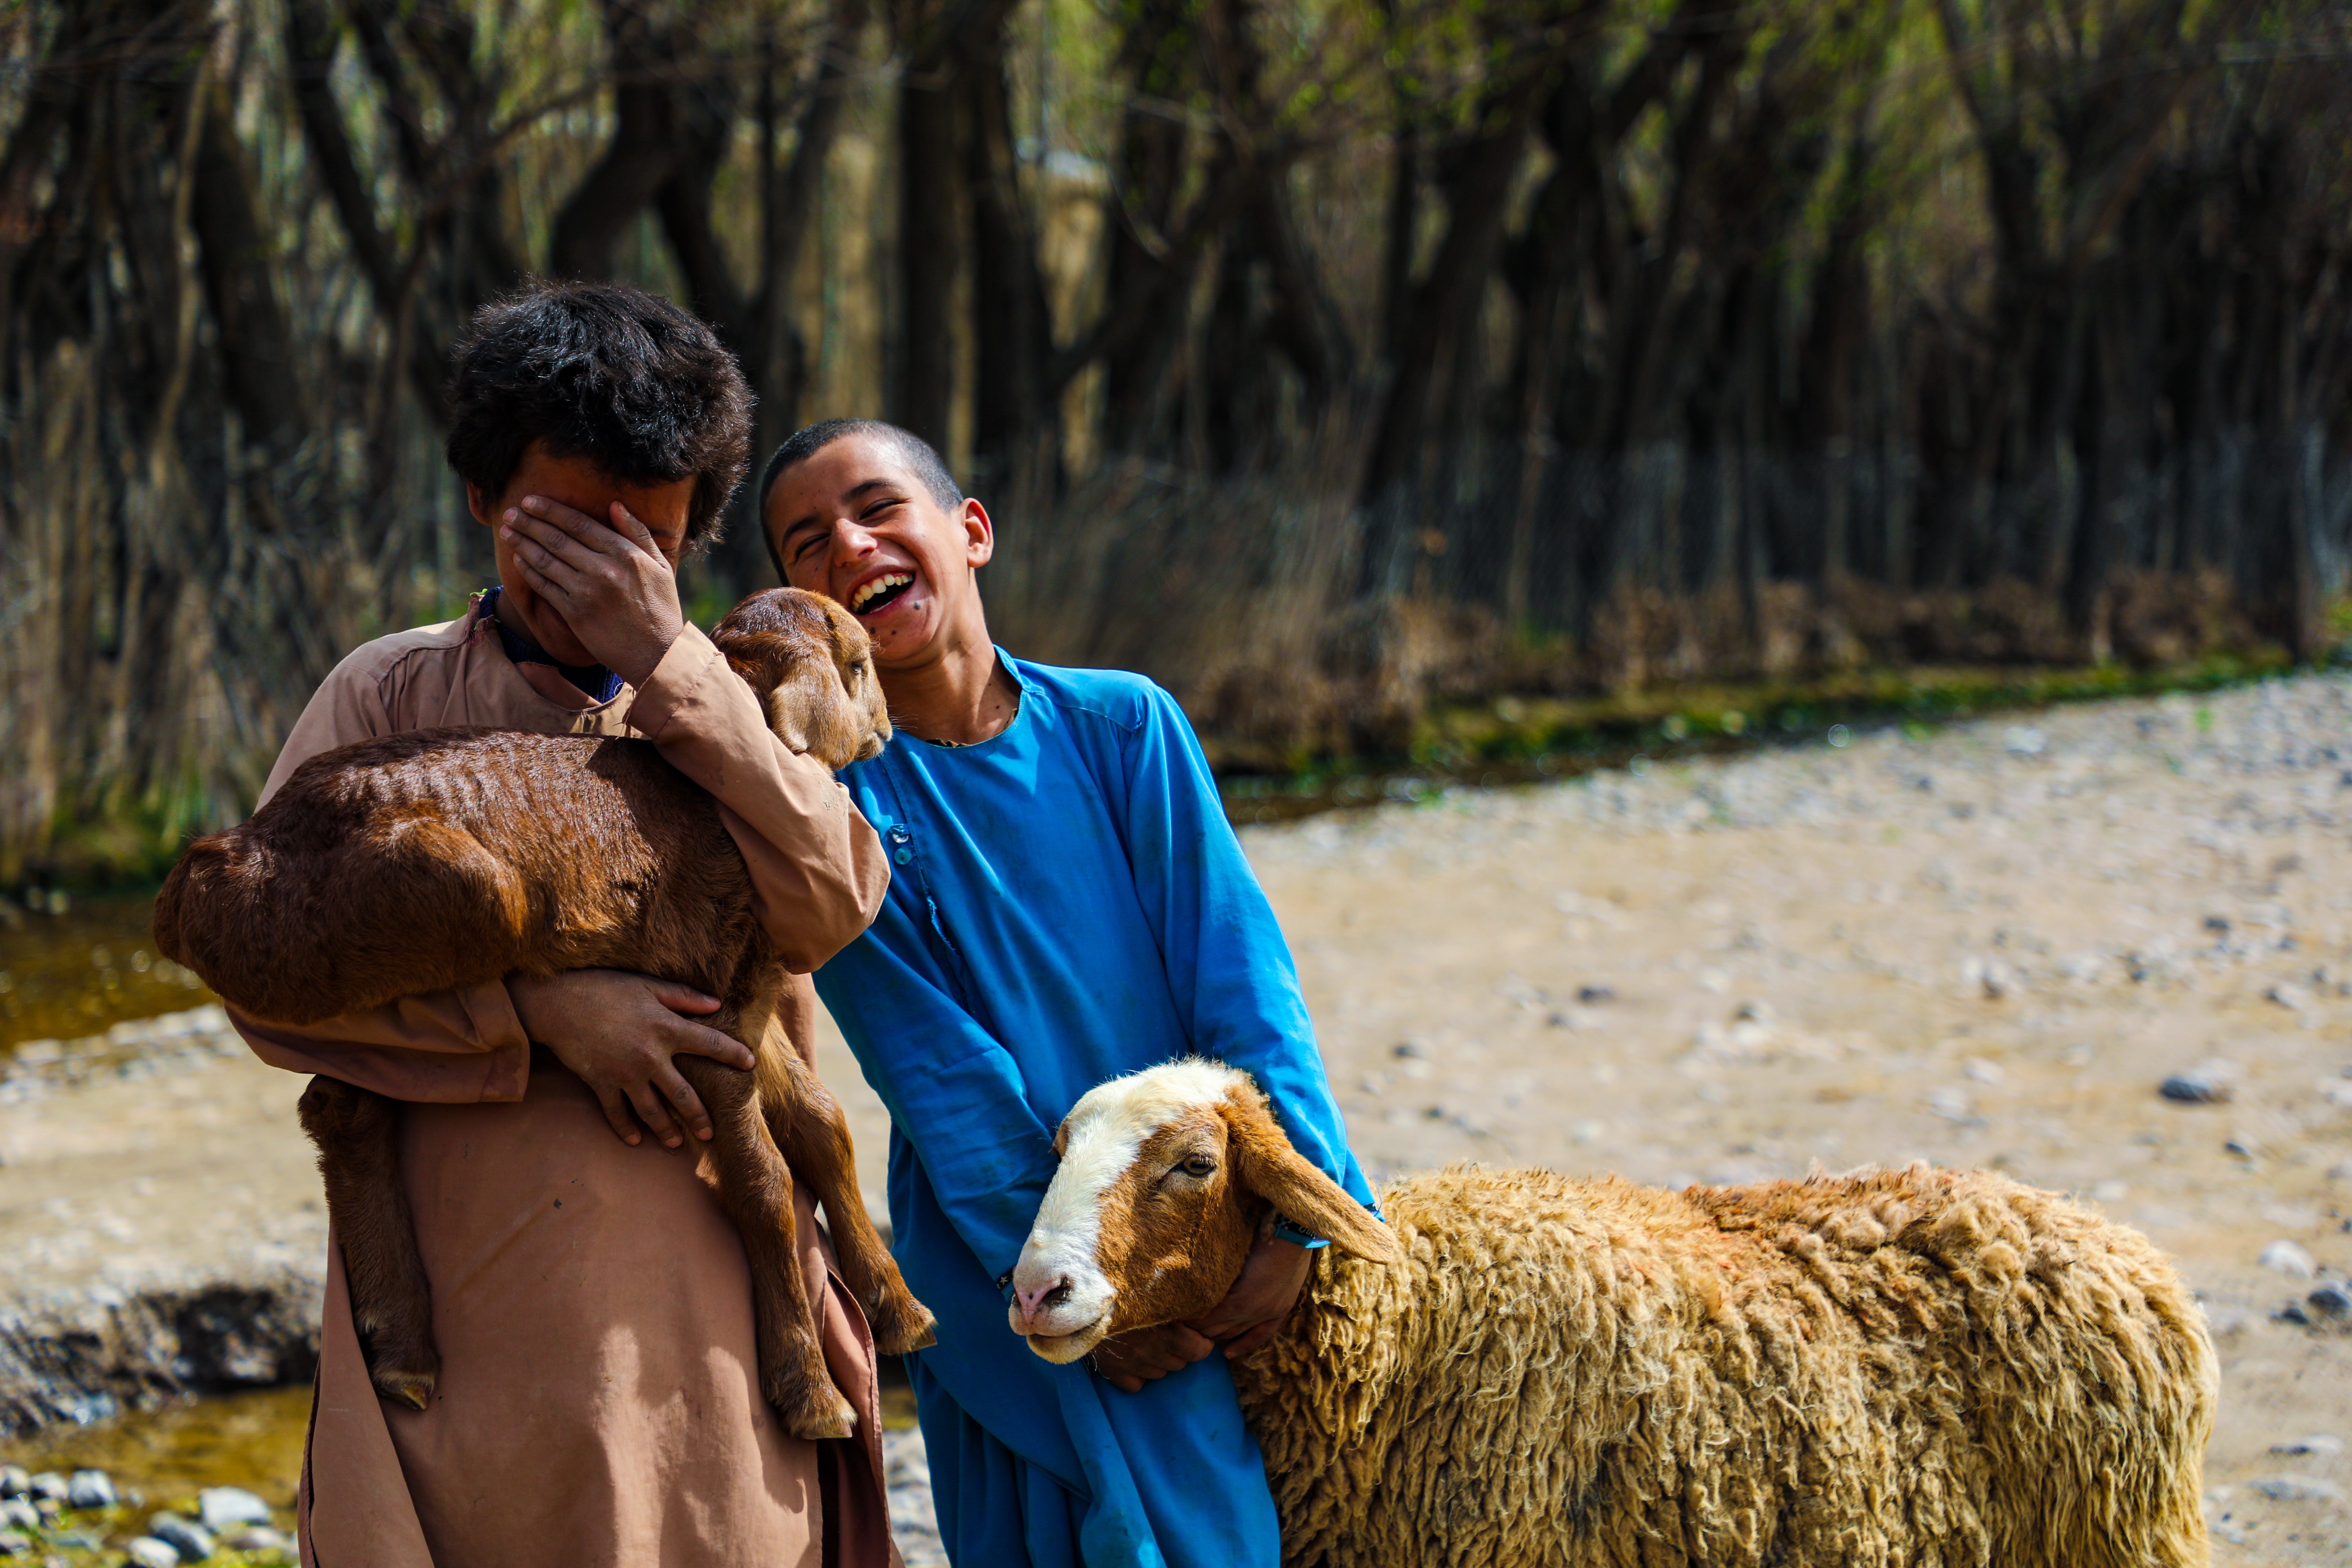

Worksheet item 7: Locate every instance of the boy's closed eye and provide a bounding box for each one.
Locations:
[781,494,908,567]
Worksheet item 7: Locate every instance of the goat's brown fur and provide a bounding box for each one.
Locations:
[157,589,934,1437]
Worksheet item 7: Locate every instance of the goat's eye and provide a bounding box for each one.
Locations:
[1179,1156,1216,1179]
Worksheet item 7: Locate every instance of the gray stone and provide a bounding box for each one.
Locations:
[1576,985,1617,1005]
[124,1539,183,1568]
[2306,1281,2352,1320]
[65,1469,113,1509]
[2159,1070,2232,1104]
[0,1502,31,1531]
[22,1476,63,1505]
[2269,1434,2345,1456]
[2250,1475,2342,1503]
[0,1531,26,1558]
[224,1526,287,1554]
[1391,1041,1426,1059]
[0,1472,19,1502]
[145,1513,215,1561]
[195,1488,272,1532]
[2259,1239,2317,1279]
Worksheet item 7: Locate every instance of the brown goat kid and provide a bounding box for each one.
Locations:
[154,589,934,1440]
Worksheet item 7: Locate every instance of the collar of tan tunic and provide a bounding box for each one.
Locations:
[422,594,638,726]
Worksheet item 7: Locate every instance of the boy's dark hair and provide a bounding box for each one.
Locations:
[755,419,962,579]
[446,280,752,552]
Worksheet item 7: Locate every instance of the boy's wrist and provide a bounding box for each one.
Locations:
[606,612,684,688]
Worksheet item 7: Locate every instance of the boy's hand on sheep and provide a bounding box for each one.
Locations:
[1187,1236,1312,1362]
[500,496,686,686]
[1090,1237,1314,1389]
[1090,1323,1218,1393]
[509,968,758,1148]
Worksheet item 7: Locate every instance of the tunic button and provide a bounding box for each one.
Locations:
[894,846,913,865]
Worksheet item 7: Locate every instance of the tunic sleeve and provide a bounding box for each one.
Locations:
[625,624,890,973]
[229,655,532,1103]
[1114,687,1377,1211]
[814,902,1058,1278]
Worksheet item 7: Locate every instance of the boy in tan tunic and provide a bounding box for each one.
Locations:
[229,282,896,1567]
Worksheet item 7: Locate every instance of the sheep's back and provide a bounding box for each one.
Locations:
[1237,1163,2213,1568]
[157,727,762,1023]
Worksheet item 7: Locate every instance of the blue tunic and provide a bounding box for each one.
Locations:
[815,656,1374,1568]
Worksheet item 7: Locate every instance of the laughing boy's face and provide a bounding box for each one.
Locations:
[764,433,994,670]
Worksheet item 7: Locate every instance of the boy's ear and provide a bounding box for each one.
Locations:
[961,498,995,569]
[1217,1088,1400,1266]
[465,481,494,528]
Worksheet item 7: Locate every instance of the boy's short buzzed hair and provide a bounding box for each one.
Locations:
[756,420,963,577]
[446,280,752,551]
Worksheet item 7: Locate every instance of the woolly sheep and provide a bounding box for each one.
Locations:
[1008,1058,2217,1567]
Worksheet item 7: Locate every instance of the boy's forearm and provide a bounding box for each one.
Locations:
[629,624,890,971]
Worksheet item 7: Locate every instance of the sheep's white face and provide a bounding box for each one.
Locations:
[1009,1061,1253,1362]
[1008,1059,1402,1364]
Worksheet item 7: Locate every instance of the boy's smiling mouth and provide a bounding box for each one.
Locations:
[849,570,915,617]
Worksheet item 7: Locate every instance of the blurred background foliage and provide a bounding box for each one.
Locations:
[1,0,2348,882]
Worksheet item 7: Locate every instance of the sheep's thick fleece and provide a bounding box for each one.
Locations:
[1234,1162,2215,1568]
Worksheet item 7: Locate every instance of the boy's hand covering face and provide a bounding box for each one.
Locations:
[468,443,696,686]
[765,433,993,669]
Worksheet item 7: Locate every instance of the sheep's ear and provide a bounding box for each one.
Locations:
[1219,1090,1402,1266]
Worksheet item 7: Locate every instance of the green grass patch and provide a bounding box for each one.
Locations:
[1218,649,2300,824]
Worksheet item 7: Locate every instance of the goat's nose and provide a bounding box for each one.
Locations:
[1015,1275,1071,1324]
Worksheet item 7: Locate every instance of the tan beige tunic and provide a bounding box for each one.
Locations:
[230,598,897,1568]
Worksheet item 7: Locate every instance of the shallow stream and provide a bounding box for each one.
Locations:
[0,1385,309,1506]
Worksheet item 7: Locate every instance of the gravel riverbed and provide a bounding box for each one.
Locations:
[6,671,2352,1563]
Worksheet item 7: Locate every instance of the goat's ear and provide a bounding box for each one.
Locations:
[1052,1117,1071,1158]
[764,677,818,755]
[1219,1089,1402,1265]
[740,639,856,765]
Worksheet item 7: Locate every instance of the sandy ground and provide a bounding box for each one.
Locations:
[7,672,2352,1562]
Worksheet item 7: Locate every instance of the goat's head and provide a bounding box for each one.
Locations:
[713,588,891,768]
[1009,1060,1400,1362]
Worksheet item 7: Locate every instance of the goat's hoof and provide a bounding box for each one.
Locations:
[371,1364,438,1411]
[775,1380,859,1441]
[870,1300,938,1356]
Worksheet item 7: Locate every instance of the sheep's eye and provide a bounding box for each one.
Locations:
[1178,1156,1216,1179]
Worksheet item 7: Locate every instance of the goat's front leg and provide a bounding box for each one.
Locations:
[759,1047,938,1356]
[297,1076,439,1410]
[675,1053,856,1440]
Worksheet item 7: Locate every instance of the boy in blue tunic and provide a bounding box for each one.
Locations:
[760,421,1375,1568]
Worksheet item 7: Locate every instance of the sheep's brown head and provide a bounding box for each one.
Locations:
[714,587,891,768]
[1008,1060,1400,1363]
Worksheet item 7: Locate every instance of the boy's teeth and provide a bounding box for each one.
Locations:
[853,573,910,611]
